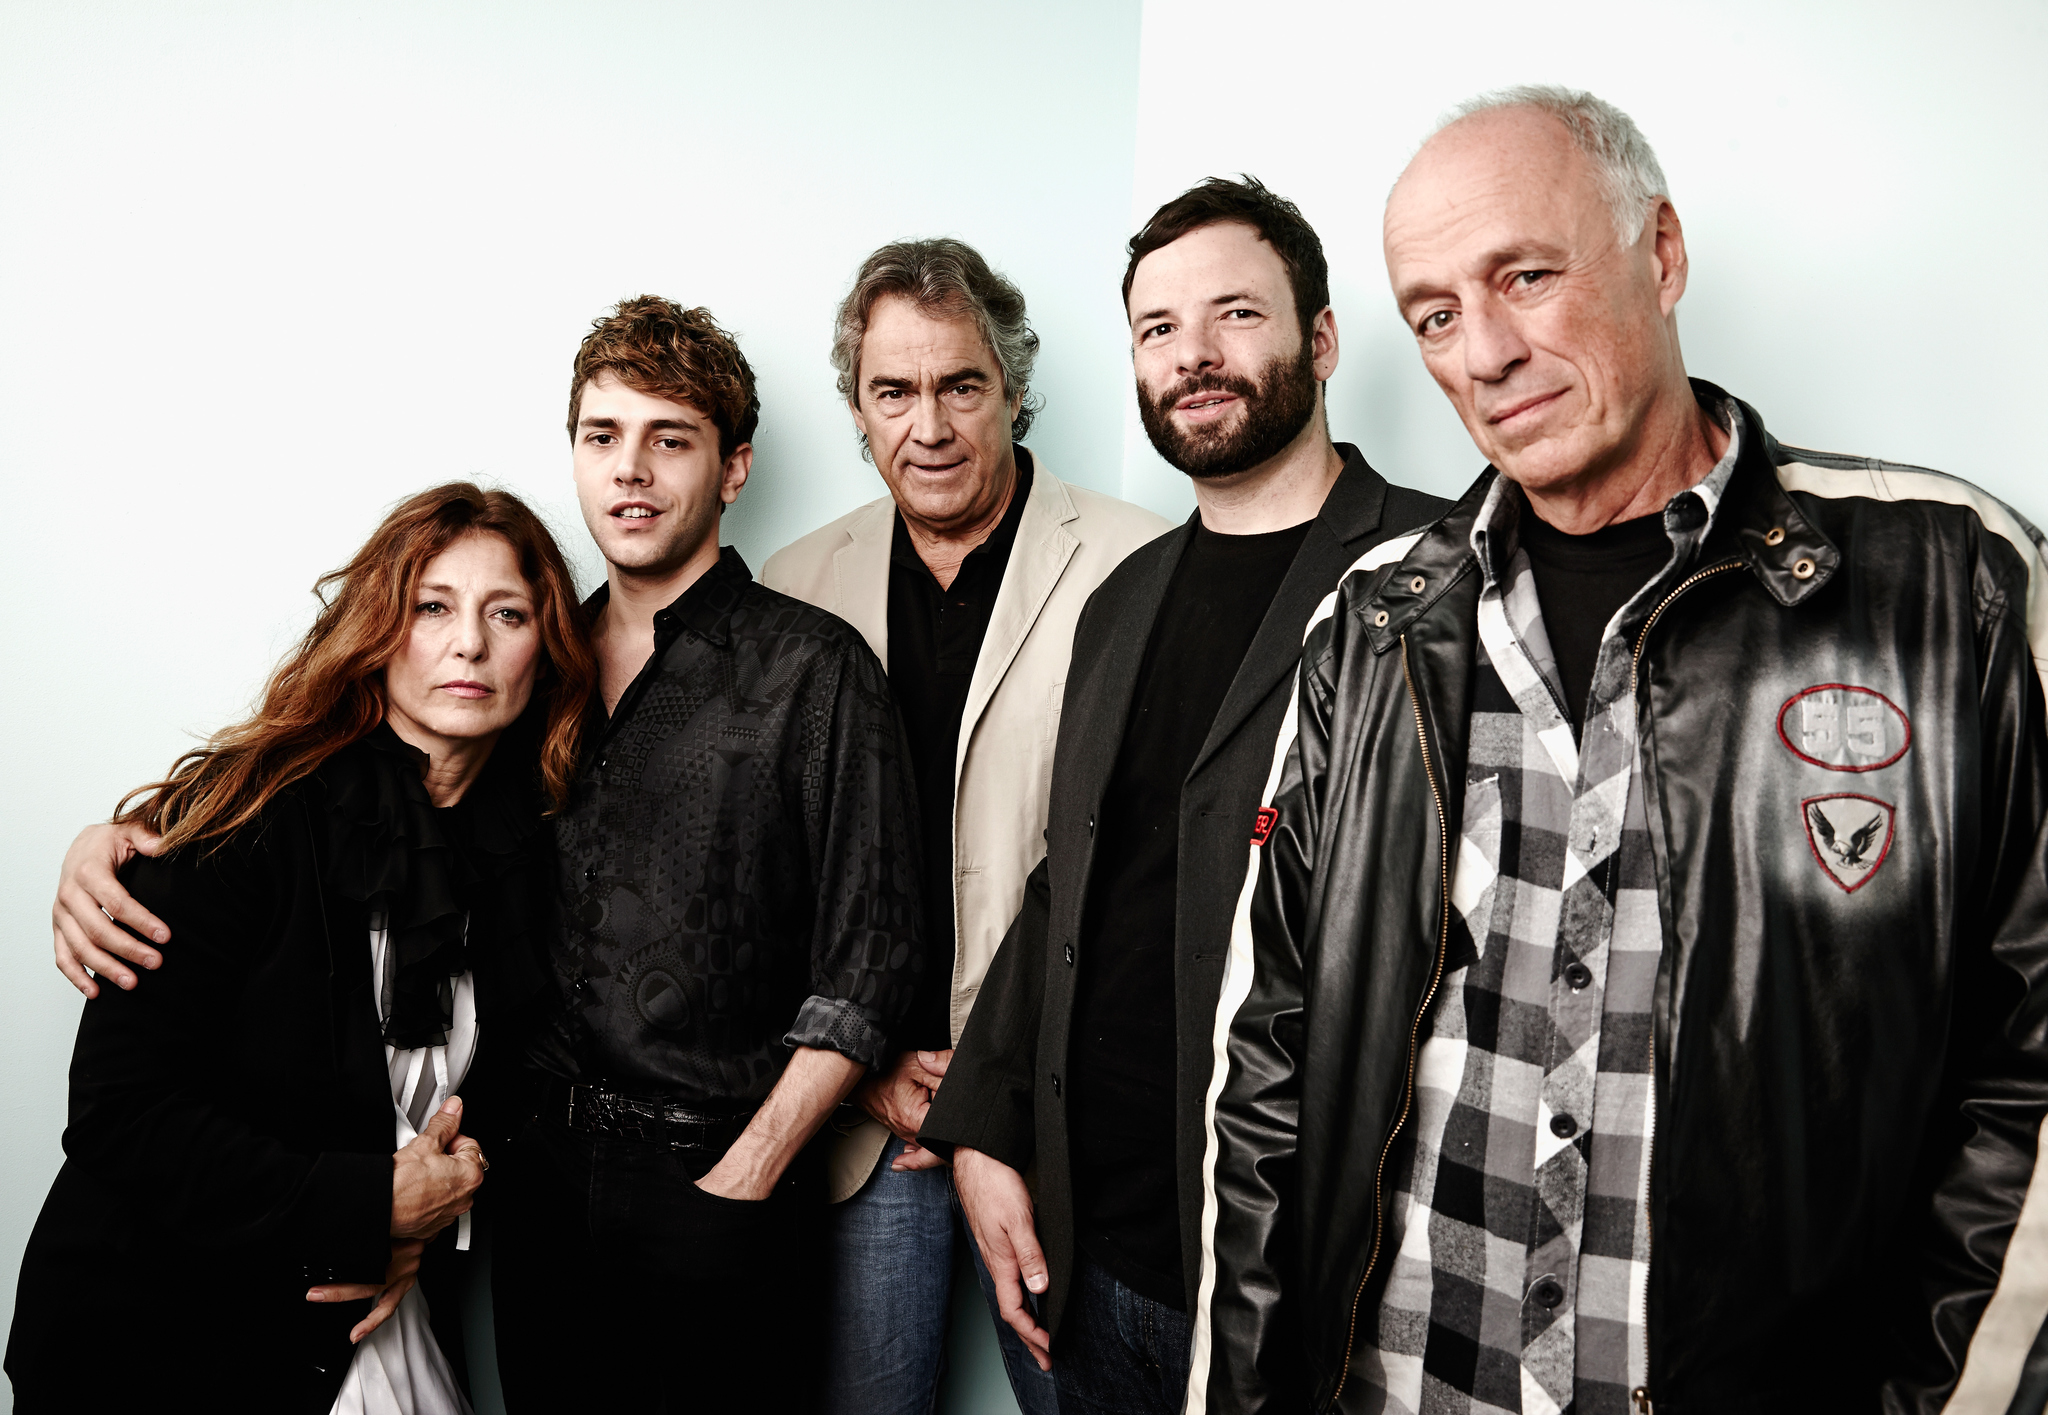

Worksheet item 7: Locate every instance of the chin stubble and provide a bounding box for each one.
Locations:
[1138,340,1320,480]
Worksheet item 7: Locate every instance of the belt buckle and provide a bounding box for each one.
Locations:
[662,1105,706,1152]
[615,1094,663,1144]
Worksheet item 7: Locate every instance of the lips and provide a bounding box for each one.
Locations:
[438,680,492,699]
[1487,390,1566,426]
[610,501,662,522]
[1155,372,1258,425]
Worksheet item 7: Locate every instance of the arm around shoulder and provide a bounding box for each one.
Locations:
[60,812,391,1280]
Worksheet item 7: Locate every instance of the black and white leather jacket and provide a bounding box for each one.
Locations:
[1189,387,2048,1414]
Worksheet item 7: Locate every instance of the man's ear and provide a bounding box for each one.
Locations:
[721,443,753,507]
[1311,305,1341,382]
[1652,199,1688,317]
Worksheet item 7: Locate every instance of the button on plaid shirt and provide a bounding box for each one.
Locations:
[1352,409,1741,1415]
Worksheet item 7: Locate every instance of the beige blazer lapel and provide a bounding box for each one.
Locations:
[829,499,895,669]
[956,461,1080,776]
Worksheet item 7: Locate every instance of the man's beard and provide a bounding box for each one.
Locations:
[1139,340,1320,480]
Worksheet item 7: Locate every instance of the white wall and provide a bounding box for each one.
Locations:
[1123,0,2048,526]
[0,3,1140,1409]
[6,2,2048,1410]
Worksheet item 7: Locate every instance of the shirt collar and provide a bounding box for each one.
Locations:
[579,543,754,650]
[1468,390,1746,591]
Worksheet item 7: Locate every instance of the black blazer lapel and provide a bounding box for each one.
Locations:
[1074,517,1192,804]
[1045,518,1193,946]
[1186,448,1390,780]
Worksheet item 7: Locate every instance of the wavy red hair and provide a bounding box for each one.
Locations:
[120,483,596,850]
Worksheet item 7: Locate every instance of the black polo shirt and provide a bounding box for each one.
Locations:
[526,546,925,1107]
[885,450,1035,1052]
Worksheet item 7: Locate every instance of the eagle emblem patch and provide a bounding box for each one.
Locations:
[1802,793,1895,892]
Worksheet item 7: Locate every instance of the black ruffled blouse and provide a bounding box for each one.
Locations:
[320,724,546,1051]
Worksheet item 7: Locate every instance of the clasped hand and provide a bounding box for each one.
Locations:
[855,1048,951,1172]
[306,1096,486,1343]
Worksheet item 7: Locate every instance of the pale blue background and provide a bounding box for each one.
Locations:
[4,3,2045,1412]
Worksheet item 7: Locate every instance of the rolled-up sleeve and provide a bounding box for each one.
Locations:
[784,639,924,1070]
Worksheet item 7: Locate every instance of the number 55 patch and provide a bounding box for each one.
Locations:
[1778,685,1911,771]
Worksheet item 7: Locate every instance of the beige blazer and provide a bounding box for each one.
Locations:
[761,456,1171,1200]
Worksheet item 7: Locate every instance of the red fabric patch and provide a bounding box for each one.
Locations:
[1250,806,1279,846]
[1776,684,1911,772]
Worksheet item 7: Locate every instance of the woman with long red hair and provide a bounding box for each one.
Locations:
[7,483,595,1415]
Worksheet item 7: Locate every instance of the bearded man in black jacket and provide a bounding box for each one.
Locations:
[1189,86,2048,1415]
[920,178,1448,1415]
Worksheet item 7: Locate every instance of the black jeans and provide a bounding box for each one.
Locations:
[1054,1252,1193,1415]
[493,1114,821,1412]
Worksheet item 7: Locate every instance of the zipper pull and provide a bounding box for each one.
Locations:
[1632,1388,1654,1414]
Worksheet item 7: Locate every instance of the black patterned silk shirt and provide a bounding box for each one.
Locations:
[526,546,924,1108]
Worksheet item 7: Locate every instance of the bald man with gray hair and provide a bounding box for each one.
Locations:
[1190,86,2048,1414]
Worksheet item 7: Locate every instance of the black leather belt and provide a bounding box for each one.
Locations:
[543,1080,754,1152]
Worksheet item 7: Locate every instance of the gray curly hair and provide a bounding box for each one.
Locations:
[831,238,1043,457]
[1432,85,1669,246]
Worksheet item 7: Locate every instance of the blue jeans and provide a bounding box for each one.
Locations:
[1053,1253,1192,1415]
[823,1135,1059,1415]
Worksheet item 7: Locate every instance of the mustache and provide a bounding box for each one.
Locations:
[1148,370,1260,418]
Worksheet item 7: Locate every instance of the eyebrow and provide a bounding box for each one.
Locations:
[1396,243,1569,309]
[866,366,994,392]
[418,581,531,599]
[1131,291,1265,326]
[1392,276,1446,311]
[576,414,699,432]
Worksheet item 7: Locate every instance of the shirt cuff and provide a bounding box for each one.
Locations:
[783,995,890,1072]
[294,1149,395,1285]
[919,1093,1034,1175]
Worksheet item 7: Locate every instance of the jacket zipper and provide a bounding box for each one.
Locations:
[1625,556,1737,1415]
[1331,635,1455,1404]
[1631,1031,1657,1415]
[1629,559,1742,696]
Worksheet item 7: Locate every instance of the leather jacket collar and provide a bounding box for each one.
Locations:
[1359,384,1840,662]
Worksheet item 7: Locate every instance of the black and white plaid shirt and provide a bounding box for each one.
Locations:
[1352,409,1741,1415]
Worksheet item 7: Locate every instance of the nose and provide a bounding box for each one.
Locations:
[1176,323,1223,380]
[1461,298,1530,385]
[612,437,652,486]
[451,607,489,663]
[910,391,952,448]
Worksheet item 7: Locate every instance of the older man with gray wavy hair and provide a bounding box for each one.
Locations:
[763,238,1168,1414]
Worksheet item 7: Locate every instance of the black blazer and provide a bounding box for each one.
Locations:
[921,446,1451,1330]
[5,772,550,1414]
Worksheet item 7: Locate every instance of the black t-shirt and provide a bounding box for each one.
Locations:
[1067,516,1313,1309]
[884,452,1034,1051]
[1518,506,1672,730]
